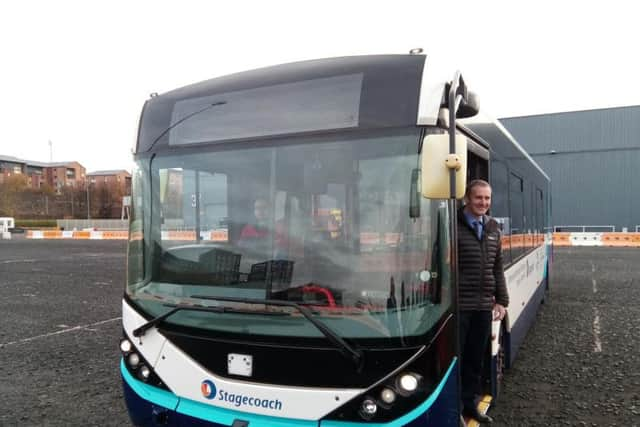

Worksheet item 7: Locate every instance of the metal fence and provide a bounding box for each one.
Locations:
[553,225,616,232]
[57,219,128,231]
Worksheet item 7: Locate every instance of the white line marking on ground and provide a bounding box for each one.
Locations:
[592,279,597,293]
[0,259,37,264]
[591,261,596,273]
[0,317,121,348]
[593,308,602,353]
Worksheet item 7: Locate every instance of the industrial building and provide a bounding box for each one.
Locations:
[501,105,640,232]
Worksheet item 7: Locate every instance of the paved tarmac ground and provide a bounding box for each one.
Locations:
[0,239,130,426]
[490,247,640,426]
[1,241,639,426]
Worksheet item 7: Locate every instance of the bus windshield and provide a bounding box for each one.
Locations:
[127,128,452,344]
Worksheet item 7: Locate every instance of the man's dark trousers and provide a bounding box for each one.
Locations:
[459,310,492,410]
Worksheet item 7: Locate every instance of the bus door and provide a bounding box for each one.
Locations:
[466,138,489,182]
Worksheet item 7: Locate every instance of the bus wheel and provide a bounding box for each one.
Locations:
[494,326,506,403]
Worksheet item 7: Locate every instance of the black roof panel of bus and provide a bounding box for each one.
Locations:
[137,55,425,153]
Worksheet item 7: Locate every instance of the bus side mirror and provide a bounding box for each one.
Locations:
[456,91,480,119]
[420,134,467,199]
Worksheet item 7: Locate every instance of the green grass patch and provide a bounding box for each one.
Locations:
[15,219,58,228]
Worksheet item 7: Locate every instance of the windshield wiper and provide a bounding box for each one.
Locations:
[132,303,287,337]
[136,295,363,370]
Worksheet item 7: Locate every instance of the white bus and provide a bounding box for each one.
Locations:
[120,52,551,427]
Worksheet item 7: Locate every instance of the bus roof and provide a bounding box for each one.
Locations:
[460,113,551,182]
[136,54,443,153]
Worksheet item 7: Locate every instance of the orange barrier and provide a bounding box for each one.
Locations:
[384,232,402,245]
[524,234,533,247]
[601,233,636,247]
[167,231,196,241]
[501,235,511,251]
[360,232,380,246]
[20,229,640,247]
[102,231,129,239]
[26,229,127,240]
[552,232,571,246]
[210,230,228,242]
[510,234,524,249]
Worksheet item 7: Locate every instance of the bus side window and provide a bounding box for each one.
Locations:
[467,150,488,182]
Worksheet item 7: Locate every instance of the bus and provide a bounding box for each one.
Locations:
[119,52,551,427]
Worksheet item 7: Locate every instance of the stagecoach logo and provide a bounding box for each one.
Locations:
[201,379,217,399]
[200,378,284,411]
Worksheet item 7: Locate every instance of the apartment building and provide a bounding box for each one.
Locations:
[87,170,132,194]
[0,155,86,190]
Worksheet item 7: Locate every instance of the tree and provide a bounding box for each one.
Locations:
[0,174,29,216]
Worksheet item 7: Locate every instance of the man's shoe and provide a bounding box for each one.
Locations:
[463,407,493,424]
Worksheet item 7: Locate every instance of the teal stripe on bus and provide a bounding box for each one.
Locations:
[120,359,179,410]
[122,357,457,427]
[320,358,457,427]
[121,358,317,426]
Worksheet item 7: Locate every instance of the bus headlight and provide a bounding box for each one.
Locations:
[120,332,168,391]
[120,339,132,353]
[380,388,396,404]
[398,372,421,394]
[321,317,454,423]
[128,352,141,368]
[139,365,151,381]
[359,398,377,418]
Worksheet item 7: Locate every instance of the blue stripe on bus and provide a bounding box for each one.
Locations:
[122,356,459,426]
[319,358,458,427]
[120,358,179,410]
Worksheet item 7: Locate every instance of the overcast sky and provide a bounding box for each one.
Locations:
[1,0,638,172]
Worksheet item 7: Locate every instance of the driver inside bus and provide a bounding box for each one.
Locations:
[239,198,288,253]
[240,198,271,240]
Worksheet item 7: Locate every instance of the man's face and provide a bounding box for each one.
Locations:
[466,185,492,217]
[254,199,269,222]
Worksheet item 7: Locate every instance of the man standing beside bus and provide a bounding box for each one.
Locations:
[458,179,509,425]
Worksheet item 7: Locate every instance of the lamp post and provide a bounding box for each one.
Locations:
[86,181,91,219]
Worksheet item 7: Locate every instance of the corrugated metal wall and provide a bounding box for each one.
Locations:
[500,106,640,231]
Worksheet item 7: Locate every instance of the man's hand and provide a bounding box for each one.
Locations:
[493,303,506,321]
